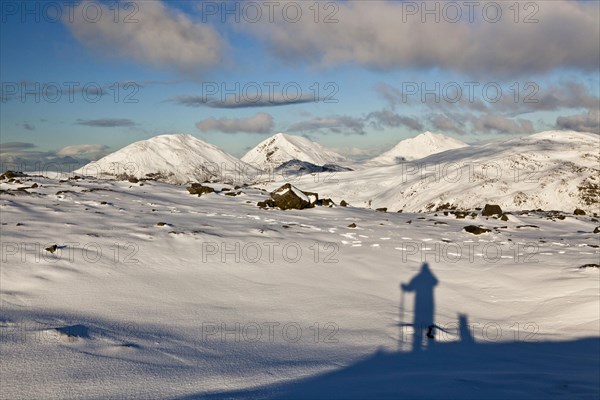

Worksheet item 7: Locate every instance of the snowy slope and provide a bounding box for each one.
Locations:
[241,133,347,170]
[75,134,258,184]
[1,173,598,399]
[263,131,600,213]
[368,131,469,164]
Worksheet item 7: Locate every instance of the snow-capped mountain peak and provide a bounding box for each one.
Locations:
[241,133,346,170]
[76,134,257,184]
[369,131,469,164]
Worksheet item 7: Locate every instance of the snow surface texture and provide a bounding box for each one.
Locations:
[368,131,469,164]
[1,173,599,399]
[75,134,258,184]
[266,131,600,213]
[241,133,347,171]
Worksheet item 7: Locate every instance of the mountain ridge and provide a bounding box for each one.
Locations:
[241,133,347,170]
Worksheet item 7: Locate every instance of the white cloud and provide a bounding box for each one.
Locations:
[288,115,365,135]
[241,0,599,76]
[471,115,534,134]
[55,144,110,159]
[556,110,600,134]
[65,1,226,73]
[196,112,273,134]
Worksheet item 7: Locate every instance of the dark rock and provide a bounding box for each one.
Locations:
[221,188,231,192]
[593,226,599,234]
[0,171,26,180]
[500,213,509,221]
[257,199,276,209]
[31,183,38,188]
[156,222,168,226]
[574,208,586,215]
[347,223,357,228]
[128,177,139,183]
[482,204,503,216]
[320,198,334,207]
[579,264,599,269]
[516,225,539,229]
[435,203,456,211]
[270,183,317,210]
[376,207,387,212]
[45,244,58,253]
[464,225,491,235]
[434,221,447,225]
[187,183,215,196]
[340,200,348,207]
[274,159,353,175]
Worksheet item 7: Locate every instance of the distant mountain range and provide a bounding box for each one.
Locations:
[73,130,599,212]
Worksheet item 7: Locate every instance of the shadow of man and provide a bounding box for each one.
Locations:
[400,263,439,352]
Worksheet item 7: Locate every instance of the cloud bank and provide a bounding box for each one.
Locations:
[196,112,274,134]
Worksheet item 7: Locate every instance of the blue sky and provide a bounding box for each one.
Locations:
[1,0,598,167]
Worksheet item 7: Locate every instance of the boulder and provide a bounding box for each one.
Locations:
[320,198,334,207]
[270,183,317,210]
[45,244,58,253]
[574,208,586,215]
[593,226,599,234]
[376,207,387,212]
[0,171,25,180]
[187,183,215,196]
[339,200,348,207]
[463,225,491,235]
[482,204,503,216]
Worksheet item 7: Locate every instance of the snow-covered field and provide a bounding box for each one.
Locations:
[1,172,598,399]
